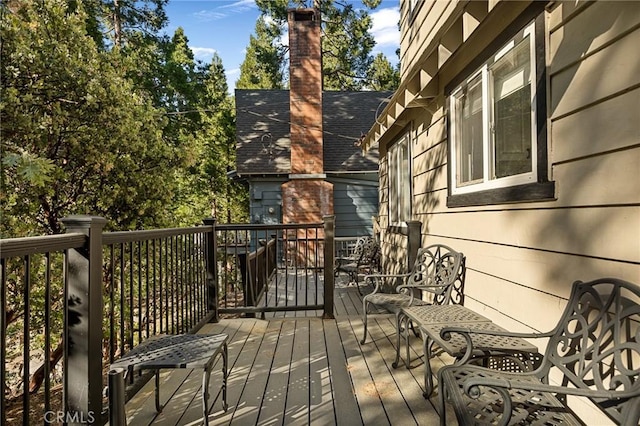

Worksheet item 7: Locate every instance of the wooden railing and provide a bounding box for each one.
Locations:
[0,215,335,425]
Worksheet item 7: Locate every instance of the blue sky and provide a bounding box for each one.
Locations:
[164,0,401,91]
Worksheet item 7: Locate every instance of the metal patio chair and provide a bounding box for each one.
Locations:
[438,277,640,426]
[335,236,380,294]
[360,244,466,344]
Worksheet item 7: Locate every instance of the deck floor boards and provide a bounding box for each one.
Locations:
[121,273,455,425]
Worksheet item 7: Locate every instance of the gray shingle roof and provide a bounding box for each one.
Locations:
[235,89,392,175]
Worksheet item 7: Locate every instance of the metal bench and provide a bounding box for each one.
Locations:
[438,278,640,426]
[109,333,228,425]
[396,304,540,398]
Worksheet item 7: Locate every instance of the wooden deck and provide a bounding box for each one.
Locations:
[122,276,458,425]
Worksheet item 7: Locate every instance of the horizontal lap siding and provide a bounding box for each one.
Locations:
[399,1,455,80]
[552,88,639,162]
[549,26,640,119]
[380,0,640,338]
[372,2,639,422]
[332,180,379,238]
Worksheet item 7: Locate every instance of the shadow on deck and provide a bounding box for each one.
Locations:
[122,275,458,425]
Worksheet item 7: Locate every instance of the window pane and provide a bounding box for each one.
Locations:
[389,134,411,223]
[455,74,484,186]
[400,139,410,221]
[491,37,532,178]
[389,146,398,222]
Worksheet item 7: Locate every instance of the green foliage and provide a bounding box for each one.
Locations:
[366,52,400,91]
[254,0,388,90]
[0,0,248,407]
[1,1,248,235]
[1,151,55,188]
[322,1,376,90]
[236,16,286,89]
[1,0,177,235]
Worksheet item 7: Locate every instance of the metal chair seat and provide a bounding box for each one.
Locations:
[440,364,577,425]
[360,244,466,344]
[365,292,429,312]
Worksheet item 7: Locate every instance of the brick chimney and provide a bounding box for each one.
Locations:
[282,8,333,265]
[282,8,334,226]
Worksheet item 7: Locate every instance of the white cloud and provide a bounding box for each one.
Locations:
[191,46,217,61]
[219,0,256,11]
[193,0,256,22]
[193,10,227,22]
[370,7,400,48]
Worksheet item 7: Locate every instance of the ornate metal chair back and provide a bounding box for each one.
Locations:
[405,244,466,305]
[542,278,640,423]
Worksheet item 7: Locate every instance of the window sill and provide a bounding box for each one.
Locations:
[387,223,408,235]
[386,221,421,236]
[447,181,555,207]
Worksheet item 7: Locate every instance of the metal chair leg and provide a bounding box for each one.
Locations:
[202,365,211,426]
[154,369,163,412]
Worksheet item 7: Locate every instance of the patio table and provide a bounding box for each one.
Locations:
[397,305,538,397]
[110,333,228,425]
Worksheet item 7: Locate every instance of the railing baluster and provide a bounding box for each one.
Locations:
[187,234,192,330]
[44,252,51,417]
[119,242,125,358]
[152,239,157,336]
[146,239,150,339]
[109,245,115,363]
[163,237,168,334]
[23,255,30,424]
[129,241,134,350]
[1,259,6,425]
[172,235,177,334]
[180,235,185,333]
[185,235,190,330]
[137,240,142,344]
[196,233,202,320]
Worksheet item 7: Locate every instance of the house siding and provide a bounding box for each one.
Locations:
[331,174,379,238]
[376,2,639,422]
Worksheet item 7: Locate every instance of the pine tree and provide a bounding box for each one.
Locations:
[1,0,177,235]
[201,54,248,223]
[254,0,385,90]
[236,15,286,89]
[366,52,400,91]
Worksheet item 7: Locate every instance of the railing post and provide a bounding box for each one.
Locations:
[61,215,107,425]
[108,368,127,426]
[203,218,219,323]
[406,221,422,272]
[323,215,335,319]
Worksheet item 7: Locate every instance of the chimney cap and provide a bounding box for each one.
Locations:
[288,8,317,22]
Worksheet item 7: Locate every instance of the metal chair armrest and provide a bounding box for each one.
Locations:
[397,283,448,293]
[462,375,640,402]
[363,272,411,280]
[439,326,552,364]
[363,273,410,295]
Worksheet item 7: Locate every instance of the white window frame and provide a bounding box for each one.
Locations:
[388,130,411,224]
[449,22,537,195]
